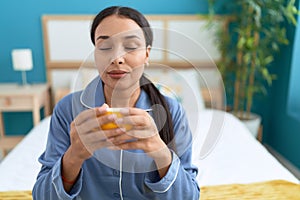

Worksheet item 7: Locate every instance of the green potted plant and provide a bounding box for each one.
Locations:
[207,0,299,137]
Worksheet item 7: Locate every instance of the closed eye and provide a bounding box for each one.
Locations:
[125,47,138,50]
[99,47,112,51]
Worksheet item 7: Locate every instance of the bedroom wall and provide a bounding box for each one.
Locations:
[263,0,300,170]
[207,0,300,171]
[0,0,215,135]
[2,0,299,172]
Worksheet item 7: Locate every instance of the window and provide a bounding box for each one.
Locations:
[287,14,300,120]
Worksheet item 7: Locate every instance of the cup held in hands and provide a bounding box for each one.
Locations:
[101,108,132,131]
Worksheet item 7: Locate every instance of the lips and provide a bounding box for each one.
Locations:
[107,70,128,79]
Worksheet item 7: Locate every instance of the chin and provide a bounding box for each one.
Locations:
[109,80,140,91]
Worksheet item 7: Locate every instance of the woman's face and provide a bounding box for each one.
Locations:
[94,15,150,91]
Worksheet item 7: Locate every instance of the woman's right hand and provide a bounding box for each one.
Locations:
[61,103,125,191]
[67,103,123,162]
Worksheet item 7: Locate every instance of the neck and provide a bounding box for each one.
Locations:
[104,85,141,108]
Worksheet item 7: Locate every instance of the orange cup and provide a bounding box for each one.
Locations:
[101,108,132,131]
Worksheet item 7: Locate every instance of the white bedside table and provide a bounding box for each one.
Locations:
[0,83,50,156]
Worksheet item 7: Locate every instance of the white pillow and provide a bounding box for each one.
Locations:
[144,68,205,110]
[144,68,206,134]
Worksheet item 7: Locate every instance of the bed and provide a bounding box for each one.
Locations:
[0,14,299,198]
[0,109,299,192]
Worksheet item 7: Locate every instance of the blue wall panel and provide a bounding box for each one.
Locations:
[264,0,300,169]
[287,14,300,120]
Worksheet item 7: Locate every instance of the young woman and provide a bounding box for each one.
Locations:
[33,6,199,199]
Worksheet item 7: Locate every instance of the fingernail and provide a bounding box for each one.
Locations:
[98,107,106,112]
[117,128,126,133]
[108,114,117,120]
[119,108,129,114]
[98,104,109,112]
[115,118,123,124]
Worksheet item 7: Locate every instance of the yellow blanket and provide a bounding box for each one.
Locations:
[0,180,299,200]
[200,180,300,200]
[0,190,32,200]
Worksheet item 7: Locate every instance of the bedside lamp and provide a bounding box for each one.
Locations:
[12,49,33,85]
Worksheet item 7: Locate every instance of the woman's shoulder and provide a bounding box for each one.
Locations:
[163,94,180,107]
[163,94,185,118]
[55,91,82,107]
[53,90,84,116]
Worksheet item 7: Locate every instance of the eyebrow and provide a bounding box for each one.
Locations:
[124,35,141,40]
[96,35,141,41]
[96,35,110,41]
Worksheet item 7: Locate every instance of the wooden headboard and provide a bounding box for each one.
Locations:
[41,14,228,109]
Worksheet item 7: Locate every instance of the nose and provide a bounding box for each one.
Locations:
[112,56,124,65]
[111,47,125,65]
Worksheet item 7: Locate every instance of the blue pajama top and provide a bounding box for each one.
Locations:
[32,77,200,200]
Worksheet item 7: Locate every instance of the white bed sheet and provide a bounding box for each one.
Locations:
[0,116,50,191]
[0,110,298,191]
[192,110,299,186]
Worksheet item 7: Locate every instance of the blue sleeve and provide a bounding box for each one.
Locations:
[144,100,200,199]
[32,98,83,200]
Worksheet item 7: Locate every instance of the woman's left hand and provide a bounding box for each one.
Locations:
[109,108,162,152]
[109,108,172,177]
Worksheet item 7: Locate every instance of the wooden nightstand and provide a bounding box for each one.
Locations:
[0,83,50,156]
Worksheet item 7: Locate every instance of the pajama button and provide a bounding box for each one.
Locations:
[113,193,120,198]
[113,170,119,176]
